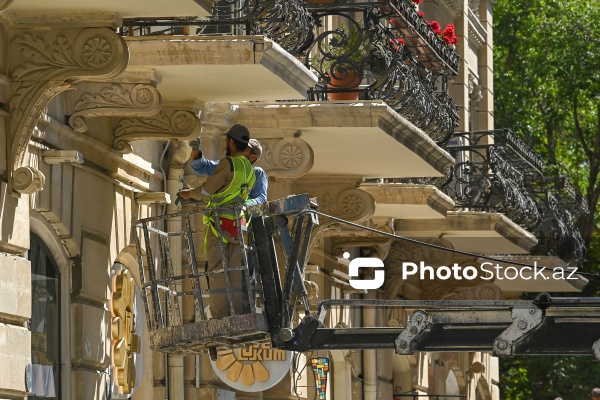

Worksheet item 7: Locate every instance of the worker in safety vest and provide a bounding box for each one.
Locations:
[178,124,256,318]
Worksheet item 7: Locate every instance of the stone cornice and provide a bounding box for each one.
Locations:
[468,8,487,49]
[376,105,455,175]
[360,183,455,217]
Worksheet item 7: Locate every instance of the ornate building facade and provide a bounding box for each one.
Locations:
[0,0,586,399]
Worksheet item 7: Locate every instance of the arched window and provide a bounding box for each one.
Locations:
[28,234,61,399]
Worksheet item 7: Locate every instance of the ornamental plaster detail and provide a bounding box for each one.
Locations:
[318,188,375,223]
[114,109,201,153]
[68,83,162,132]
[256,137,314,178]
[442,0,463,17]
[331,224,394,259]
[8,27,128,170]
[13,166,45,194]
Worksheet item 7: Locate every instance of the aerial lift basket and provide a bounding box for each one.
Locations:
[132,194,317,355]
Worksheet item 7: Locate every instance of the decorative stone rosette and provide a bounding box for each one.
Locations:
[256,138,314,178]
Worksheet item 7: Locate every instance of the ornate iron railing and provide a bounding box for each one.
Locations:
[441,130,543,230]
[121,0,314,55]
[396,129,586,264]
[305,4,460,141]
[443,130,587,264]
[122,0,461,142]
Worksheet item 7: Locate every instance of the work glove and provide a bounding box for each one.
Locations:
[189,138,202,151]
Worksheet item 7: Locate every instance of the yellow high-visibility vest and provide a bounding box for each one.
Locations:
[203,155,256,249]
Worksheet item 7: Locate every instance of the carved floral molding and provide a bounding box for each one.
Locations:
[8,27,128,170]
[114,109,201,153]
[68,83,162,132]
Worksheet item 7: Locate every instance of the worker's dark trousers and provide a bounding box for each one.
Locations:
[205,231,245,318]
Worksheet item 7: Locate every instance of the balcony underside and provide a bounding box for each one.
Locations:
[480,256,588,293]
[360,184,454,219]
[395,212,538,255]
[236,101,454,178]
[126,35,317,103]
[5,0,214,17]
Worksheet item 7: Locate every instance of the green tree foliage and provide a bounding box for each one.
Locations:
[494,0,600,284]
[494,1,600,398]
[500,356,600,400]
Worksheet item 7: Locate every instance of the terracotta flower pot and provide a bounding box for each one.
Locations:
[327,70,360,101]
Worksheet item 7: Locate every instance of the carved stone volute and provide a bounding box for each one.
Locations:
[113,109,200,153]
[68,82,162,132]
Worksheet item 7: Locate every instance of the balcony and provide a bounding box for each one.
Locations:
[305,1,460,141]
[121,0,460,142]
[431,129,586,265]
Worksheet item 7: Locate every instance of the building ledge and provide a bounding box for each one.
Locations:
[125,35,317,103]
[359,183,454,219]
[394,212,538,255]
[236,101,455,178]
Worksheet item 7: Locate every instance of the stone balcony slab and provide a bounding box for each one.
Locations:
[236,101,455,178]
[5,0,214,18]
[125,35,317,104]
[394,212,538,255]
[359,183,455,219]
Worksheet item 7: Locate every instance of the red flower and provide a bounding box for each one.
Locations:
[389,37,405,52]
[442,23,459,45]
[412,0,422,4]
[418,11,425,17]
[429,20,442,35]
[443,24,455,35]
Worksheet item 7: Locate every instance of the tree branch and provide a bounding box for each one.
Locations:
[573,96,593,159]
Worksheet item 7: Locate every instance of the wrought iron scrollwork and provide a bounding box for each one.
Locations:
[306,6,460,140]
[395,129,587,265]
[532,192,585,266]
[121,0,314,55]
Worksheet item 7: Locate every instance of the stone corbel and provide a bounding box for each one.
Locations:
[316,188,375,223]
[255,137,314,178]
[113,109,201,153]
[331,224,395,259]
[67,82,162,132]
[12,166,45,194]
[7,25,128,193]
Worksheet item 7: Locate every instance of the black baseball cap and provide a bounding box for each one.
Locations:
[225,124,250,144]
